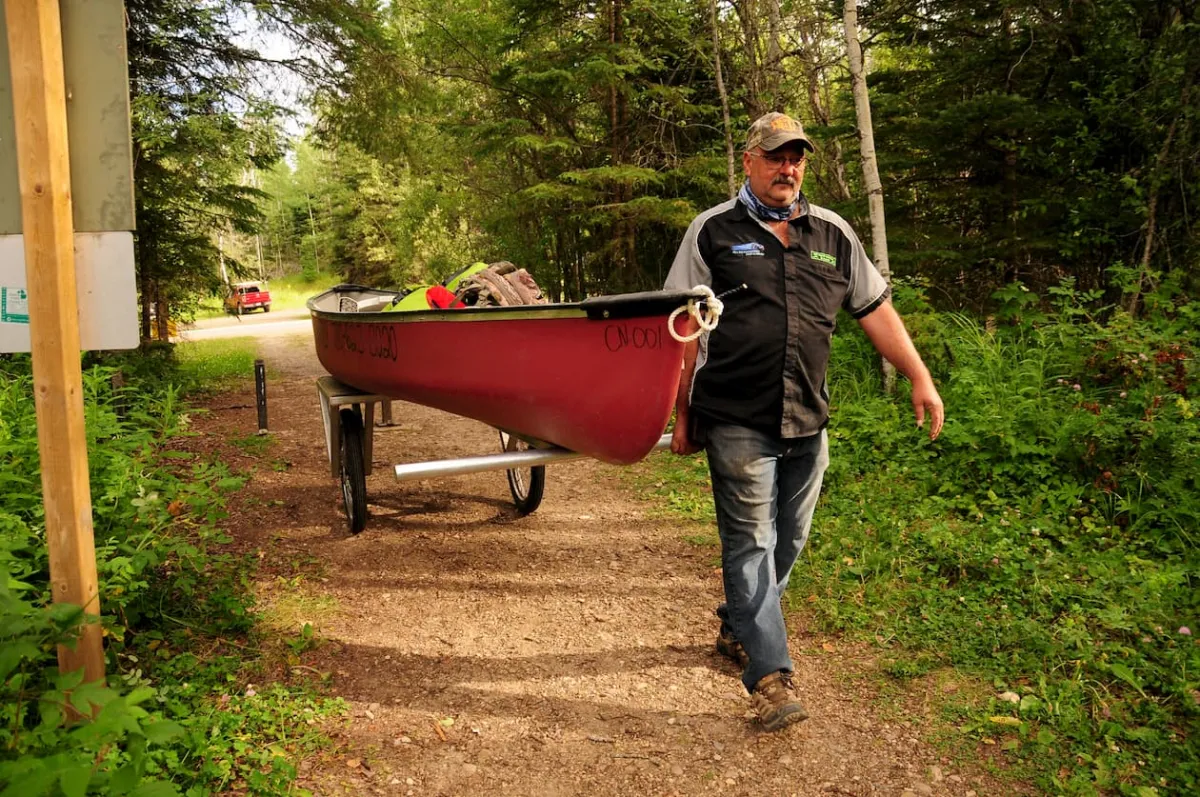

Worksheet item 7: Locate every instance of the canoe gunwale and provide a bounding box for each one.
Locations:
[307,284,704,324]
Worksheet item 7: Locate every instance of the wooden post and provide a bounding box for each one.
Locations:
[5,0,104,681]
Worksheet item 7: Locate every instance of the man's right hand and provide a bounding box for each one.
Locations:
[670,421,702,455]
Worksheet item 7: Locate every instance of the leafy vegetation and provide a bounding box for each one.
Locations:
[864,0,1199,307]
[128,0,281,339]
[265,0,1194,310]
[128,0,1196,331]
[0,351,343,795]
[126,0,384,336]
[636,278,1199,795]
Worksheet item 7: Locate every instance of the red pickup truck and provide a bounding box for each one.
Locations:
[224,281,272,315]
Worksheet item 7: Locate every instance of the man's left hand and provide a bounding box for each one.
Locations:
[911,378,944,440]
[670,420,703,455]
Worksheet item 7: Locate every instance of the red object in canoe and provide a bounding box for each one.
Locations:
[308,286,702,464]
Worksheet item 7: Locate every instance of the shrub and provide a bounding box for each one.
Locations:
[811,277,1200,794]
[0,349,339,795]
[638,274,1200,794]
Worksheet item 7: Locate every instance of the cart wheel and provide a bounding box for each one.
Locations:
[499,430,545,515]
[340,407,368,534]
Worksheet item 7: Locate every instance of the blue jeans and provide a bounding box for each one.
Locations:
[705,424,829,691]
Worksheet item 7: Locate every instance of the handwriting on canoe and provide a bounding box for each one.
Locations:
[320,322,399,362]
[604,323,663,353]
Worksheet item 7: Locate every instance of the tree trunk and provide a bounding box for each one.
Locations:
[1125,101,1183,315]
[138,271,151,343]
[137,230,152,342]
[609,0,619,148]
[573,228,584,298]
[797,10,851,202]
[614,0,627,158]
[734,0,784,115]
[155,292,169,342]
[306,193,320,272]
[734,0,763,117]
[609,0,636,291]
[139,281,151,342]
[554,228,567,302]
[711,0,737,198]
[765,0,783,108]
[843,1,890,282]
[1001,8,1021,283]
[843,0,896,391]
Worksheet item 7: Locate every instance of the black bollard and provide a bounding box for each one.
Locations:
[255,359,268,433]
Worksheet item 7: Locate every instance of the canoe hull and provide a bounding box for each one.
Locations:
[310,296,690,464]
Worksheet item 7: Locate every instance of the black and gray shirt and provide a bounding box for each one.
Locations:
[664,194,889,438]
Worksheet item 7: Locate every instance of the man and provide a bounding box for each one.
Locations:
[665,112,944,732]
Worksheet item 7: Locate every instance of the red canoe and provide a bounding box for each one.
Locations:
[308,286,701,464]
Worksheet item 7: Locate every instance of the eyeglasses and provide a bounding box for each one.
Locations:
[748,152,809,169]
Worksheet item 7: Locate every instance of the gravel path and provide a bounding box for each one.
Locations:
[198,332,1012,797]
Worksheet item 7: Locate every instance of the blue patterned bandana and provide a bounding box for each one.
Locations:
[738,179,796,222]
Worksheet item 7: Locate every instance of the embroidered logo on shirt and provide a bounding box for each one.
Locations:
[811,250,837,267]
[731,242,766,257]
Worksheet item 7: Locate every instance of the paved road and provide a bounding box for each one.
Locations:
[178,308,311,341]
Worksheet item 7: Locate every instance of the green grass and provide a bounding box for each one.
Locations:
[175,337,261,393]
[258,272,343,312]
[259,577,341,637]
[194,301,225,321]
[195,272,343,320]
[231,431,274,456]
[635,449,715,523]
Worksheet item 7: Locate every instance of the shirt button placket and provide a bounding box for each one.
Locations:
[781,250,803,436]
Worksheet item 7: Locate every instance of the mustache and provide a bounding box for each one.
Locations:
[772,176,796,186]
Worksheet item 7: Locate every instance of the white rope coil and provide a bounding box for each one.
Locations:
[668,285,723,343]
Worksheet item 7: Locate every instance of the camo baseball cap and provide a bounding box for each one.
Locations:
[744,112,813,153]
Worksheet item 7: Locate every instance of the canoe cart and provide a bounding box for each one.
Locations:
[310,284,722,534]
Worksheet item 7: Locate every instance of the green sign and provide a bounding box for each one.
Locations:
[1,286,28,324]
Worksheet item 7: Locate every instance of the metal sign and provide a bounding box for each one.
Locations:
[0,0,136,352]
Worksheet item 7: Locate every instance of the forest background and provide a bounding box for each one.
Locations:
[136,0,1199,325]
[1,1,1197,795]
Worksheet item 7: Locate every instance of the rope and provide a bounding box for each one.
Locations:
[668,285,723,343]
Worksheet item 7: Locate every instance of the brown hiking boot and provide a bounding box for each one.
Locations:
[750,671,808,732]
[715,624,750,669]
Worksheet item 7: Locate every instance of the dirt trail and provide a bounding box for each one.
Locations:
[199,333,1002,797]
